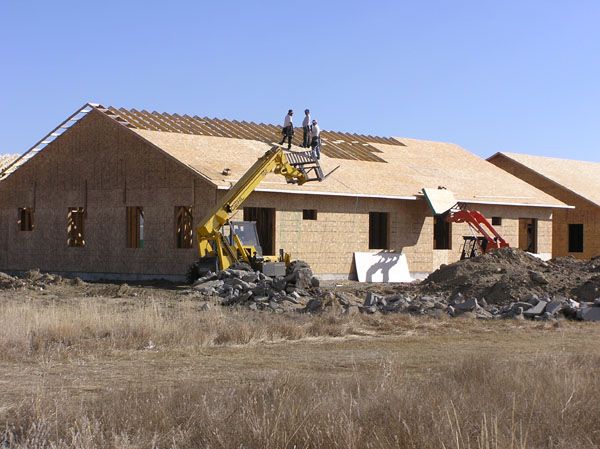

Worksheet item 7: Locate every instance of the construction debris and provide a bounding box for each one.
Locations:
[190,261,324,312]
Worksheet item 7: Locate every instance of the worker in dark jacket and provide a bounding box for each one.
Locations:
[279,109,294,149]
[302,109,311,148]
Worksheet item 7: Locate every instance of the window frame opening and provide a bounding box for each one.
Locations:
[302,209,318,220]
[568,223,584,253]
[18,207,34,231]
[368,212,389,250]
[433,215,452,250]
[126,206,145,249]
[175,206,193,249]
[67,207,86,247]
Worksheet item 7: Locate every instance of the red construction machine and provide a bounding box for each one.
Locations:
[423,187,509,259]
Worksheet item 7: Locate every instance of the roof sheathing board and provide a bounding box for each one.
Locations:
[98,107,393,163]
[128,128,568,208]
[491,152,600,208]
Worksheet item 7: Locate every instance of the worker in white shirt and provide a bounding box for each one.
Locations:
[302,109,311,148]
[310,119,321,159]
[279,109,294,149]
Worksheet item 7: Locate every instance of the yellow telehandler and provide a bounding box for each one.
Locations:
[189,146,334,280]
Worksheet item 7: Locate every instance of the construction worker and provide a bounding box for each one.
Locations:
[279,109,294,149]
[302,109,311,148]
[310,119,321,159]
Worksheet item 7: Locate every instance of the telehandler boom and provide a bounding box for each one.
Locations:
[192,146,329,278]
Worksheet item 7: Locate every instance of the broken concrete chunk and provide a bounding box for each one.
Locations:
[454,298,478,312]
[193,279,224,294]
[523,300,548,318]
[304,298,322,313]
[545,300,564,316]
[581,307,600,321]
[364,291,382,308]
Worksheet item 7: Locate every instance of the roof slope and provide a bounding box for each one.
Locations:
[130,129,565,207]
[87,105,563,207]
[3,103,568,208]
[490,152,600,207]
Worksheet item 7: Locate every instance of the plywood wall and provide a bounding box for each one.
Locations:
[490,154,598,259]
[0,110,216,278]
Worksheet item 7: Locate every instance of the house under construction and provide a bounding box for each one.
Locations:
[0,103,568,280]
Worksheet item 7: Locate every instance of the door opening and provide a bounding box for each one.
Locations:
[243,207,276,255]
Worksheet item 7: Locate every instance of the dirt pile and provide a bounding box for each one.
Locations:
[422,248,600,304]
[0,269,80,290]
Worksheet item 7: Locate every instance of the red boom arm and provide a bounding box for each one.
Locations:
[446,209,509,251]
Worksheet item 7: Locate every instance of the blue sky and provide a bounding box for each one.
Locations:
[1,1,598,160]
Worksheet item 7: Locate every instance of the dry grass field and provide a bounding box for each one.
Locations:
[1,284,600,448]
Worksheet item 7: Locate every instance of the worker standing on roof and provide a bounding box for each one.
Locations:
[302,109,311,148]
[279,109,294,149]
[310,119,321,159]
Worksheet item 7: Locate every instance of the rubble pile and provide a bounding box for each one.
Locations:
[189,250,600,321]
[191,261,324,312]
[358,290,600,321]
[354,248,600,321]
[422,248,600,304]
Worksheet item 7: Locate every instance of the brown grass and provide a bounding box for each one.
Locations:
[4,353,600,448]
[1,295,600,448]
[0,297,458,361]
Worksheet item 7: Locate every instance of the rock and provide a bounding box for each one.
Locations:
[581,307,600,321]
[193,272,218,286]
[523,300,548,318]
[294,268,314,289]
[363,291,381,308]
[454,297,478,312]
[200,303,211,311]
[251,286,269,297]
[545,300,564,316]
[311,276,320,287]
[361,305,378,314]
[304,298,322,313]
[283,295,299,304]
[272,277,287,291]
[529,271,549,285]
[474,307,494,320]
[335,292,350,306]
[344,305,359,316]
[193,279,224,294]
[241,273,259,283]
[512,301,533,311]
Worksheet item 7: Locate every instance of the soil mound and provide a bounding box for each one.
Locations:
[423,248,597,304]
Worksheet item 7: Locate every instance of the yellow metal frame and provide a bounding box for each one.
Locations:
[196,146,312,271]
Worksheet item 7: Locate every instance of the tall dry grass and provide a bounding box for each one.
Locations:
[3,353,600,448]
[2,297,598,448]
[0,297,431,361]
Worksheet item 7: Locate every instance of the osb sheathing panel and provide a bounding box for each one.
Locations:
[0,111,215,276]
[490,154,600,259]
[491,152,600,207]
[132,130,566,208]
[230,190,553,275]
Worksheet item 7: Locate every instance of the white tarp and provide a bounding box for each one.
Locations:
[422,188,457,215]
[354,251,413,283]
